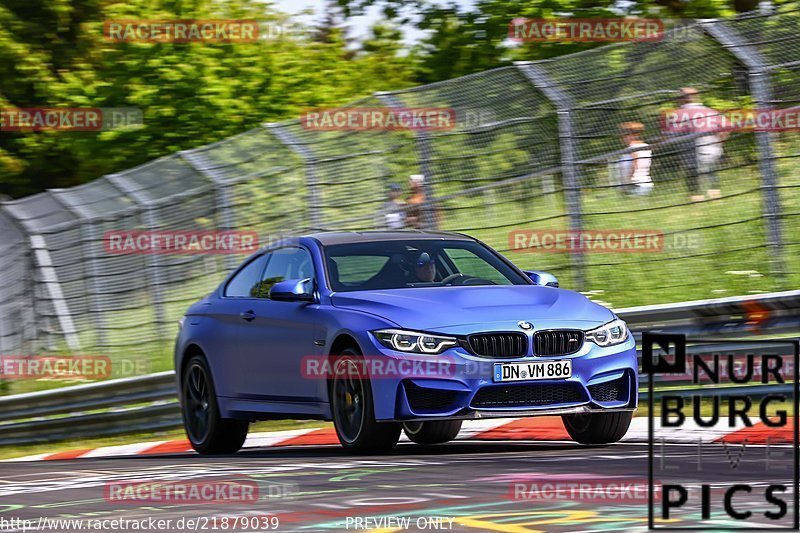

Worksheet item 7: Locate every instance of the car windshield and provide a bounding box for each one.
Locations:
[324,239,529,292]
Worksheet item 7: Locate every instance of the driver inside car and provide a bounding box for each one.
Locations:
[412,251,437,282]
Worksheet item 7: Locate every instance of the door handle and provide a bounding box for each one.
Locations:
[239,310,256,322]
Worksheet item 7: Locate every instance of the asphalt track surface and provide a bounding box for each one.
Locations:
[0,439,795,532]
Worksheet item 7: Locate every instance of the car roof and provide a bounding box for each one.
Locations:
[306,230,475,246]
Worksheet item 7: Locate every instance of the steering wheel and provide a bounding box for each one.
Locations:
[463,277,496,286]
[440,273,466,286]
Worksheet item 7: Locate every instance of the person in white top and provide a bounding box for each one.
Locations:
[618,122,653,196]
[677,87,727,202]
[379,183,407,229]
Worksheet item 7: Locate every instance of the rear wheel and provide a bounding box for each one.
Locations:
[330,348,401,454]
[562,411,632,444]
[403,420,462,445]
[181,355,249,454]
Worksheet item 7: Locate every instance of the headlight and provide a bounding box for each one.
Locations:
[585,318,628,347]
[373,329,457,354]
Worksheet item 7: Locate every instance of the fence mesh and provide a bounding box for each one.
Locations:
[385,67,570,281]
[1,12,798,368]
[724,4,800,292]
[534,20,767,305]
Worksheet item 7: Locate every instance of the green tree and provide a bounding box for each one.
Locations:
[0,0,418,197]
[337,0,755,84]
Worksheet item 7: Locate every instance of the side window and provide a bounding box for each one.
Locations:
[331,256,389,285]
[224,254,269,297]
[256,247,314,298]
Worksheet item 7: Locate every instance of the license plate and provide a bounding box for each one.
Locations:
[493,360,572,382]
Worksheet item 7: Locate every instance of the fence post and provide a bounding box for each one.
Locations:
[0,201,81,351]
[0,208,37,354]
[701,20,785,284]
[104,174,168,343]
[267,123,321,230]
[30,235,81,351]
[376,92,439,230]
[48,192,108,348]
[179,150,238,271]
[515,62,585,291]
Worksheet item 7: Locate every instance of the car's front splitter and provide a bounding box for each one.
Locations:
[384,404,637,423]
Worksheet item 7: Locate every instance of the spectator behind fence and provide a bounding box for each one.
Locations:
[406,174,428,229]
[617,122,653,196]
[380,183,407,229]
[677,87,727,202]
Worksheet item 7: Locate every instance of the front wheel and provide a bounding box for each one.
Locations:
[562,411,632,444]
[403,420,462,445]
[181,355,249,454]
[330,349,401,454]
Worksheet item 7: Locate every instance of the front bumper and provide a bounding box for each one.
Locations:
[363,331,639,422]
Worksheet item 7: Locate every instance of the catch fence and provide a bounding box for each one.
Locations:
[1,7,799,359]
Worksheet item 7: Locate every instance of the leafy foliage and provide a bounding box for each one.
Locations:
[341,0,745,84]
[0,0,415,197]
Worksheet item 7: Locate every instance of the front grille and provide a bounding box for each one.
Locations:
[403,381,459,413]
[588,375,629,403]
[534,330,584,356]
[471,382,586,408]
[467,333,527,358]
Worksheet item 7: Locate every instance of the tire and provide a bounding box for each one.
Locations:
[562,411,633,445]
[403,420,462,445]
[330,348,401,454]
[181,355,249,455]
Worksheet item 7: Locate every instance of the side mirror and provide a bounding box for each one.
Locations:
[523,270,559,288]
[269,278,315,302]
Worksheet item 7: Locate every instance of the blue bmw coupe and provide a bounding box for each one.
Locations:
[175,231,638,454]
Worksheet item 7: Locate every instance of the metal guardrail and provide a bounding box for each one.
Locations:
[0,371,178,445]
[0,371,175,423]
[0,291,797,446]
[616,289,800,338]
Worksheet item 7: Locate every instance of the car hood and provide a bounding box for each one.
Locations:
[330,285,615,331]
